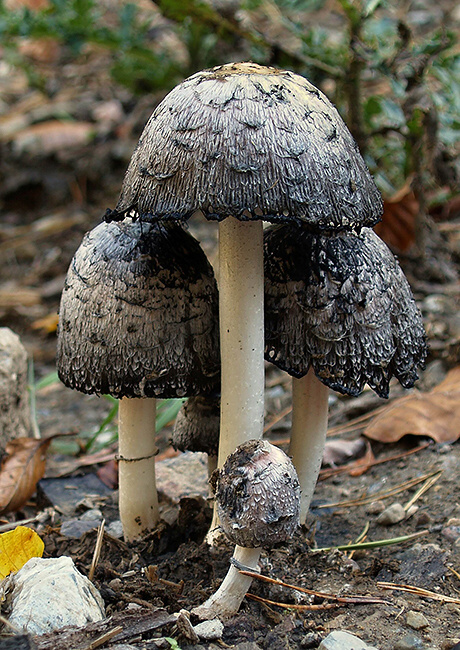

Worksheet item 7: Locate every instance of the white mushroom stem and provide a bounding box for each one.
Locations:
[289,370,329,524]
[118,397,158,542]
[207,217,265,539]
[193,546,261,619]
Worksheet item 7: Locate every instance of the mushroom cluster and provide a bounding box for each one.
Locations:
[61,61,427,615]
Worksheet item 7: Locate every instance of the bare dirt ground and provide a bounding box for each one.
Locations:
[1,4,460,648]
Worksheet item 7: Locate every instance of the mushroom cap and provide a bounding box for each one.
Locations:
[172,394,220,455]
[109,62,382,230]
[215,439,300,548]
[264,225,427,398]
[57,219,220,399]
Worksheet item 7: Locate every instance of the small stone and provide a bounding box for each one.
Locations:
[301,631,323,647]
[60,518,99,539]
[376,503,406,526]
[7,556,105,635]
[393,633,424,649]
[318,630,379,650]
[194,618,224,641]
[446,518,460,527]
[442,526,460,543]
[366,501,385,515]
[106,520,124,538]
[406,610,429,630]
[80,508,103,521]
[415,512,432,528]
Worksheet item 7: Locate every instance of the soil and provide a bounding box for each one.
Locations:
[1,3,460,648]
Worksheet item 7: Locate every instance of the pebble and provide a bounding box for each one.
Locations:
[194,618,224,641]
[365,501,385,515]
[7,556,105,635]
[406,611,429,630]
[442,526,460,543]
[60,518,99,539]
[106,520,124,538]
[393,633,425,649]
[318,630,379,650]
[376,502,406,526]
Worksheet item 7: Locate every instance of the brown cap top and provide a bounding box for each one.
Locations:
[57,219,220,399]
[109,62,382,230]
[264,225,427,398]
[215,439,300,548]
[172,394,220,455]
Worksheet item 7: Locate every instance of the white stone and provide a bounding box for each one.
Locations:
[7,556,105,635]
[193,618,224,641]
[376,502,406,526]
[319,630,379,650]
[406,610,429,630]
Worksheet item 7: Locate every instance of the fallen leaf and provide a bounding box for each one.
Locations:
[348,440,375,477]
[375,180,418,252]
[12,121,95,156]
[31,312,59,333]
[0,438,53,514]
[322,438,367,468]
[365,367,460,444]
[0,526,44,579]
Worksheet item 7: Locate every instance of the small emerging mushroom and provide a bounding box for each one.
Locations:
[57,218,219,541]
[172,394,220,479]
[193,439,300,619]
[264,224,427,522]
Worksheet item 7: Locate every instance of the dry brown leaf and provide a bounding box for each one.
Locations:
[31,312,59,333]
[0,438,53,514]
[375,180,418,252]
[12,121,95,155]
[322,437,367,468]
[365,367,460,444]
[348,440,375,477]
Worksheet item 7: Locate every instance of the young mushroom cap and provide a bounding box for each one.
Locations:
[214,439,300,548]
[57,219,220,398]
[264,225,427,398]
[172,394,220,456]
[107,61,382,230]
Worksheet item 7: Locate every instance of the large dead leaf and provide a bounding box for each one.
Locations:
[0,438,53,514]
[0,526,44,579]
[365,367,460,444]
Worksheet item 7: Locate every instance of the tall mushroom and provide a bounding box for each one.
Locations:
[105,61,382,502]
[264,224,427,522]
[57,218,219,541]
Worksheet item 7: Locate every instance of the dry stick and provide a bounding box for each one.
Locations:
[246,594,340,611]
[88,519,105,582]
[316,470,441,509]
[403,471,442,512]
[319,443,430,481]
[238,569,387,605]
[83,626,124,650]
[378,582,460,605]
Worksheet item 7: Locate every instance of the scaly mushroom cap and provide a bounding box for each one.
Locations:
[57,219,220,398]
[264,225,427,398]
[215,439,300,548]
[108,62,382,230]
[172,394,220,455]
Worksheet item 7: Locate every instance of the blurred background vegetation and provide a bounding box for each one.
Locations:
[1,0,458,198]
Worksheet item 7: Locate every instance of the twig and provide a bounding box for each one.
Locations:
[316,471,440,509]
[378,582,460,605]
[403,471,442,512]
[238,569,387,605]
[313,529,428,553]
[246,593,339,610]
[88,519,105,582]
[83,626,123,650]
